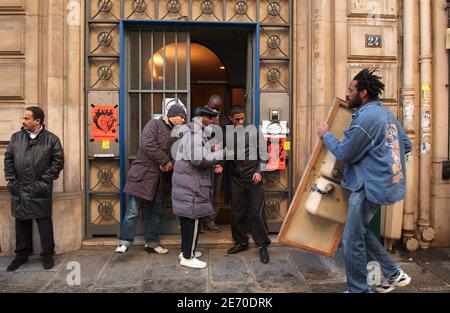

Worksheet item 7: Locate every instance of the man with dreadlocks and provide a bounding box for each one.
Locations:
[318,68,413,293]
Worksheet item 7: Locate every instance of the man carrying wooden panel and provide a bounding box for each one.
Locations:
[318,68,413,293]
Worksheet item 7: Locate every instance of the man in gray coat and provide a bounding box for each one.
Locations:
[115,104,186,254]
[172,107,224,269]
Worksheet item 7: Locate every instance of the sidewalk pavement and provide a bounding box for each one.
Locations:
[1,245,450,293]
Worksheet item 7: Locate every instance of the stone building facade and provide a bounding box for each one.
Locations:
[0,0,448,256]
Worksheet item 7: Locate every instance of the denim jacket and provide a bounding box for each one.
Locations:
[323,100,413,205]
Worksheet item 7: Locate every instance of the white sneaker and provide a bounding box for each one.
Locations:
[375,269,411,293]
[144,246,169,254]
[115,245,128,253]
[178,252,202,260]
[180,257,207,269]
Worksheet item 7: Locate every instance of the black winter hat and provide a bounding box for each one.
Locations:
[167,104,186,118]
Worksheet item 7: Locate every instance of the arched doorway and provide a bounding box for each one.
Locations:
[190,42,228,114]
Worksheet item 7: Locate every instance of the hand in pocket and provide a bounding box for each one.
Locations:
[7,180,19,196]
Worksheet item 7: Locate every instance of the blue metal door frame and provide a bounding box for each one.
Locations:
[119,20,260,220]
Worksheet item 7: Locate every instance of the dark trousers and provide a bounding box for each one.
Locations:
[230,176,271,248]
[179,217,200,259]
[15,216,55,259]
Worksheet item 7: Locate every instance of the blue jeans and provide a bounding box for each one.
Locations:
[119,195,163,248]
[343,190,399,293]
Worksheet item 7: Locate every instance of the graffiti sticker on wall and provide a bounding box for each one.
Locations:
[91,105,118,142]
[421,134,431,155]
[385,124,404,184]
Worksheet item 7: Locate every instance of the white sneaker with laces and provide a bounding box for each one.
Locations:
[375,269,411,293]
[178,252,202,260]
[115,245,128,253]
[180,257,207,269]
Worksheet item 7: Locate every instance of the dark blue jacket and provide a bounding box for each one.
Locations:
[323,100,412,205]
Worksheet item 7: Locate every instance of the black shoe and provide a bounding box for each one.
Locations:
[7,257,28,272]
[260,247,269,264]
[42,257,54,270]
[227,243,248,255]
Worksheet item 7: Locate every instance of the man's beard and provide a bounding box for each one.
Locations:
[348,93,362,109]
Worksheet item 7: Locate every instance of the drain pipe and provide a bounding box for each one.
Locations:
[401,0,420,252]
[418,0,436,249]
[447,1,450,168]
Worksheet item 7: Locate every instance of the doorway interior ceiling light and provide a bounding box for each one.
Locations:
[149,43,227,82]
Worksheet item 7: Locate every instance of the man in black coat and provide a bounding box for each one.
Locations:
[4,106,64,271]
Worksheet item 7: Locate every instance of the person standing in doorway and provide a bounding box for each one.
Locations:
[226,105,271,264]
[115,104,186,254]
[4,106,64,271]
[201,94,229,233]
[172,107,225,269]
[318,68,412,293]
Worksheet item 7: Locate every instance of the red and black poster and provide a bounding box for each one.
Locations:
[91,105,118,142]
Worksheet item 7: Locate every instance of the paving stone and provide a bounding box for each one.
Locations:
[142,265,208,293]
[63,249,112,277]
[0,272,56,292]
[435,248,450,259]
[91,286,141,293]
[387,248,412,263]
[397,262,448,291]
[422,287,450,293]
[320,248,347,282]
[96,248,148,287]
[284,248,334,281]
[40,276,95,293]
[247,248,306,292]
[399,249,450,263]
[0,272,13,285]
[210,250,252,284]
[211,283,258,293]
[389,284,420,293]
[309,282,348,293]
[0,256,14,271]
[416,261,450,285]
[39,250,114,293]
[147,251,180,268]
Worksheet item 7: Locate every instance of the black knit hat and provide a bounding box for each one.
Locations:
[167,104,186,118]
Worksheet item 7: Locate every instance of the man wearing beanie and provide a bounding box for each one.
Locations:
[115,104,186,254]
